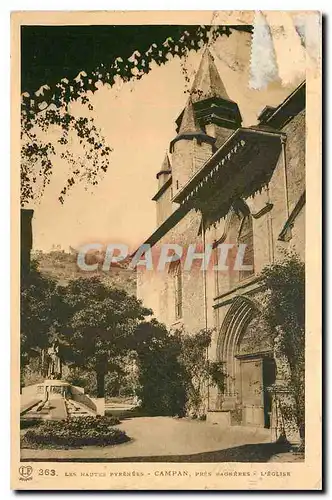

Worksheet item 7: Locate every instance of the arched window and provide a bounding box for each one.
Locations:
[238,215,254,281]
[214,202,254,296]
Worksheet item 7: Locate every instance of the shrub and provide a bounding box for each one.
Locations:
[66,368,97,395]
[136,329,187,416]
[136,325,227,419]
[178,329,213,418]
[23,415,128,448]
[20,418,43,429]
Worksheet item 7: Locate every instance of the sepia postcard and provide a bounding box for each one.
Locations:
[11,10,322,490]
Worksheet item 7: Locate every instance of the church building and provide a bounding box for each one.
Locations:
[137,48,305,430]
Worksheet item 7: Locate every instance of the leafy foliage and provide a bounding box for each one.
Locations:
[22,416,128,448]
[135,323,187,416]
[21,99,112,205]
[178,329,228,418]
[260,253,305,439]
[65,367,97,395]
[20,260,58,368]
[22,26,253,95]
[261,253,305,331]
[135,326,227,418]
[20,267,167,398]
[177,329,211,417]
[20,418,43,429]
[54,276,154,397]
[66,366,130,398]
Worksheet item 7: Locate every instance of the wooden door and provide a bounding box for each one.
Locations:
[240,357,264,426]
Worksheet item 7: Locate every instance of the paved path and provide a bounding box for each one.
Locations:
[21,416,285,462]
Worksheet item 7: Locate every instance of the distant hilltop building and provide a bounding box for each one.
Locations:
[137,48,305,430]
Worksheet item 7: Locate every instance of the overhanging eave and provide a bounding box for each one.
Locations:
[173,127,284,222]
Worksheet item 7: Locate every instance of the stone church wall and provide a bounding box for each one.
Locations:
[137,208,206,333]
[137,99,305,426]
[138,107,305,339]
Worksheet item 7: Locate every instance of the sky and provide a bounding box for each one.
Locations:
[28,28,300,253]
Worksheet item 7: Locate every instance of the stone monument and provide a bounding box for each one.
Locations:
[46,341,62,380]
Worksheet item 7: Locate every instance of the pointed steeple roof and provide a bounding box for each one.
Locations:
[191,48,229,103]
[156,152,171,179]
[161,152,171,171]
[178,97,201,134]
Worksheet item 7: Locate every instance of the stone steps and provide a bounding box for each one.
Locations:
[49,398,67,420]
[65,399,96,418]
[105,404,139,418]
[20,398,43,416]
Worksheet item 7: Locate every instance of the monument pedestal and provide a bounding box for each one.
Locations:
[43,379,70,399]
[21,379,103,420]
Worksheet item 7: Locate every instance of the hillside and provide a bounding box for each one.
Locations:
[32,248,136,296]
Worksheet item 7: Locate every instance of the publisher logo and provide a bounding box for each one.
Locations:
[19,465,33,481]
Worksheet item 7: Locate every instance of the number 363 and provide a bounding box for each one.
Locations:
[38,469,56,476]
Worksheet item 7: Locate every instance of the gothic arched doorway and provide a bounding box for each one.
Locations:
[217,296,276,427]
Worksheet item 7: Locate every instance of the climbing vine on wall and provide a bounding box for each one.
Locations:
[260,252,305,442]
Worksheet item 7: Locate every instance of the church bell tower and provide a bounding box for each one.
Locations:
[178,48,243,147]
[153,47,243,217]
[170,48,243,198]
[170,97,216,197]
